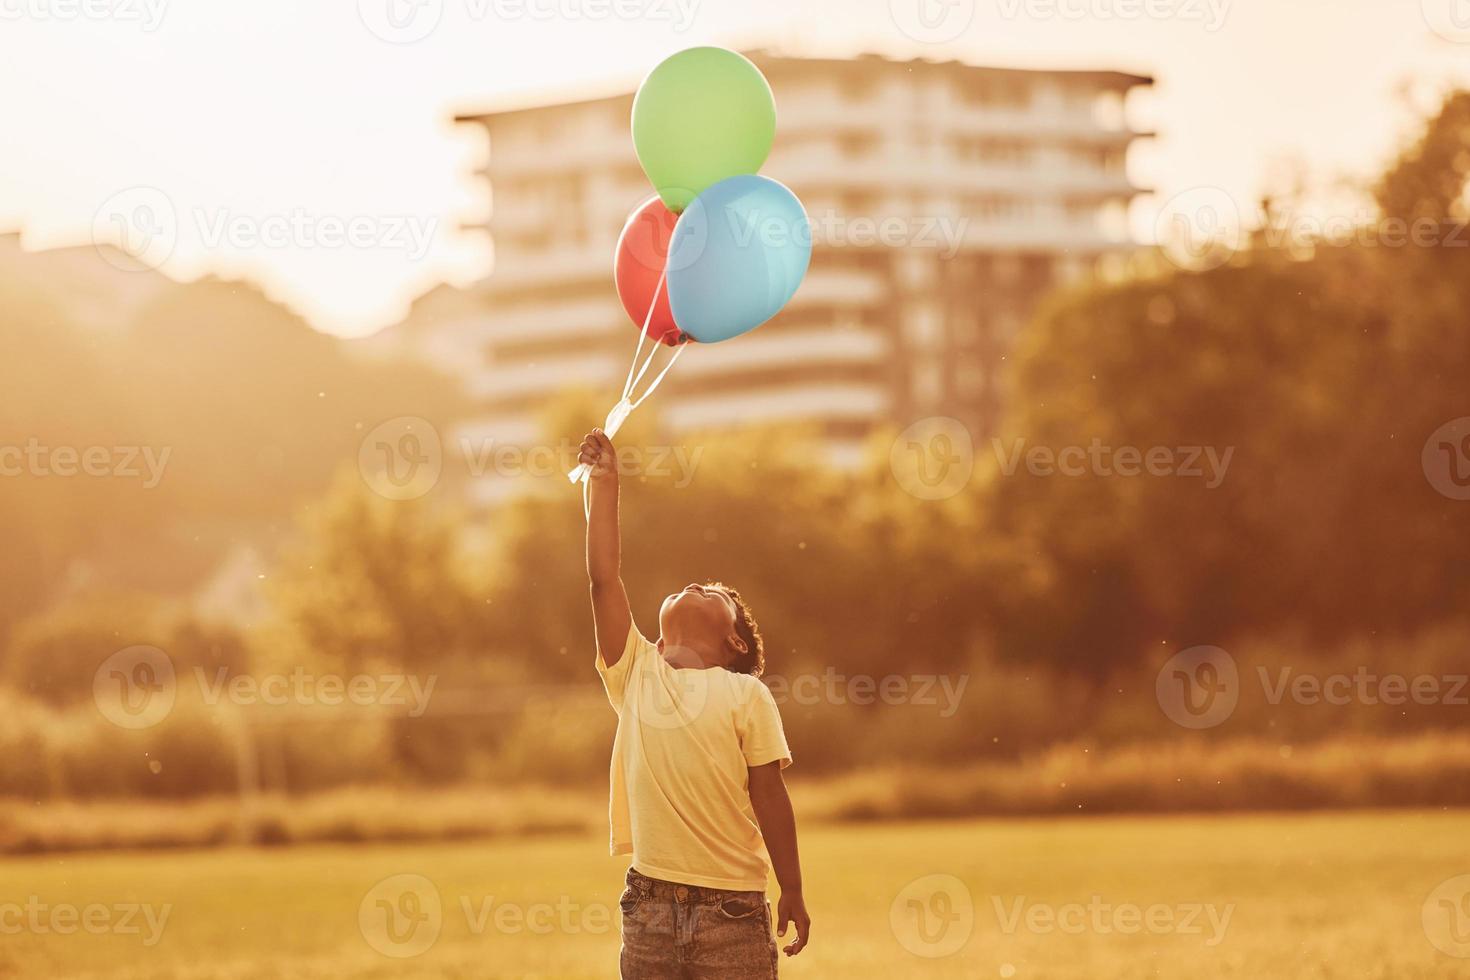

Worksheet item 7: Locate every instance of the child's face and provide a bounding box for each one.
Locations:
[658,583,738,648]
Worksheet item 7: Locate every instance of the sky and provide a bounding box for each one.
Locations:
[2,0,1468,337]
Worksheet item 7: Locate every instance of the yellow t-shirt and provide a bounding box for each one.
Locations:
[596,625,792,891]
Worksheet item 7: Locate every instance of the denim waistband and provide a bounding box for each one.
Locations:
[625,868,763,905]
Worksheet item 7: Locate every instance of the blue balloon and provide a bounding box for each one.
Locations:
[666,175,812,343]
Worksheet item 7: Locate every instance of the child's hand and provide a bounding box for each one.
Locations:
[776,890,811,956]
[578,429,618,482]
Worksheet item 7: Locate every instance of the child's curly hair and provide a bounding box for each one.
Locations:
[707,581,765,678]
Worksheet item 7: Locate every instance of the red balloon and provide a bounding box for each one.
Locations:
[614,196,685,346]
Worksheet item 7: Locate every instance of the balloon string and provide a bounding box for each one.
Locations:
[629,343,684,410]
[624,272,667,399]
[627,337,661,401]
[621,271,665,400]
[567,269,684,494]
[620,321,648,403]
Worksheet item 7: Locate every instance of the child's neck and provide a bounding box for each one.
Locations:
[658,637,724,670]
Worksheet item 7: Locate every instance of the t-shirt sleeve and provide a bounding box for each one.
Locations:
[596,624,649,710]
[739,681,792,769]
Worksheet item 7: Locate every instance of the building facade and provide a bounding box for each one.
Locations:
[413,52,1150,483]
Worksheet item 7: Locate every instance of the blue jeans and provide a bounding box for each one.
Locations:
[618,868,779,979]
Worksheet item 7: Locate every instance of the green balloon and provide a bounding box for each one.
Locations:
[632,47,776,213]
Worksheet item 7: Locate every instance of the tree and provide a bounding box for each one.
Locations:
[268,468,478,674]
[988,90,1470,673]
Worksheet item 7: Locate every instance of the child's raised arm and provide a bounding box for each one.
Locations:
[580,428,632,667]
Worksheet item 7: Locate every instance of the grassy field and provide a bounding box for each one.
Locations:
[1,810,1466,979]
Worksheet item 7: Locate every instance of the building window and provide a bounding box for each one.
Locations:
[905,305,942,348]
[898,253,933,290]
[953,315,980,345]
[956,361,986,397]
[1069,145,1119,171]
[967,196,1033,222]
[839,132,880,158]
[911,361,943,406]
[843,191,880,219]
[992,256,1022,283]
[1064,200,1099,225]
[954,137,1031,165]
[1092,91,1126,130]
[959,77,1029,109]
[842,72,878,101]
[533,174,583,243]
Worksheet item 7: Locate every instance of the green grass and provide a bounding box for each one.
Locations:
[2,810,1467,979]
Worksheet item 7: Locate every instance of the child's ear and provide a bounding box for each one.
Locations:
[727,632,748,656]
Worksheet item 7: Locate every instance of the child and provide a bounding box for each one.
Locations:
[579,428,811,979]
